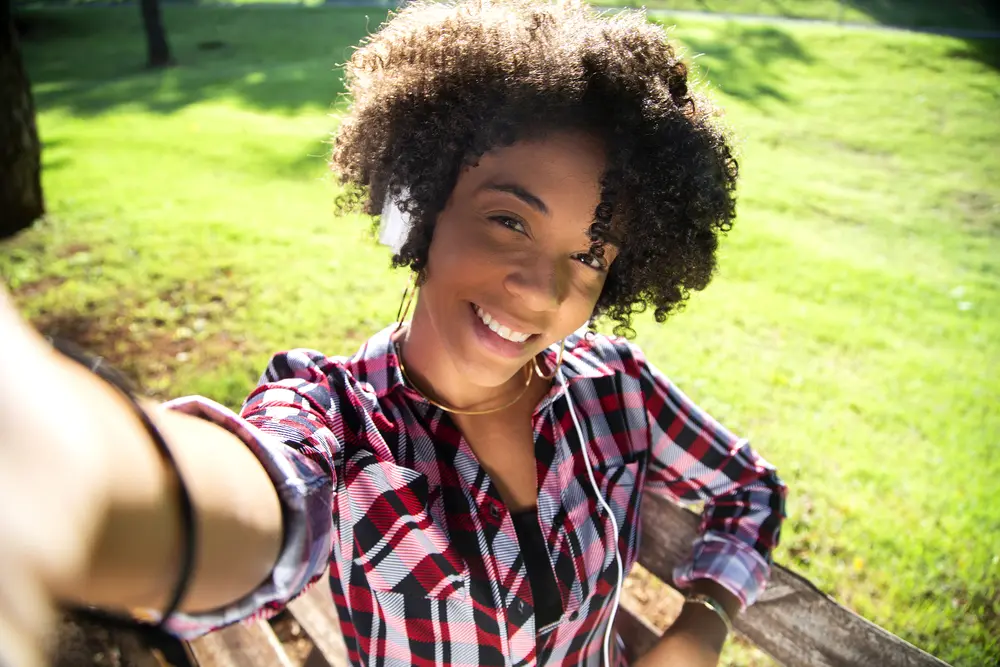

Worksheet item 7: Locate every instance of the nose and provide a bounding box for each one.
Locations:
[503,256,566,313]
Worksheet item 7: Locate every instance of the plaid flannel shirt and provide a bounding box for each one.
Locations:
[162,324,786,666]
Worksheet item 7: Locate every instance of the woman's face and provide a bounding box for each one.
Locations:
[419,131,616,386]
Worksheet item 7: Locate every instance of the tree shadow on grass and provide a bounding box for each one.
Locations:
[944,37,1000,74]
[281,134,338,178]
[21,6,819,116]
[33,56,349,117]
[842,1,1000,72]
[19,6,381,116]
[678,23,813,107]
[841,0,1000,32]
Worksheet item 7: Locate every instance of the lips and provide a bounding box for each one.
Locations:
[468,302,539,358]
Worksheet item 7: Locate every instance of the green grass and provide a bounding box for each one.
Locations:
[591,0,1000,31]
[5,5,999,666]
[13,0,1000,31]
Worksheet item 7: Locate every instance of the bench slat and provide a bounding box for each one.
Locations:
[187,619,293,667]
[636,492,950,667]
[288,575,351,667]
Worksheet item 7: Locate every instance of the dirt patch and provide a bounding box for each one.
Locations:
[52,617,118,667]
[28,284,256,400]
[52,613,192,667]
[57,243,92,259]
[622,566,780,665]
[51,613,315,667]
[622,565,685,630]
[269,611,316,667]
[18,275,67,299]
[952,190,1000,237]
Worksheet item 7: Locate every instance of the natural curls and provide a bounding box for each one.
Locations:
[332,0,738,337]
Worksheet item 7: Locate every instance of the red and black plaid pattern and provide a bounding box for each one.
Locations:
[166,325,786,666]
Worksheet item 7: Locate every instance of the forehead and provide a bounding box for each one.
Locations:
[455,132,606,220]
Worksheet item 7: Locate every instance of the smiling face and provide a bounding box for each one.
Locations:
[415,130,616,387]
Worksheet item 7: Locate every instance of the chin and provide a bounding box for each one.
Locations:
[457,348,529,388]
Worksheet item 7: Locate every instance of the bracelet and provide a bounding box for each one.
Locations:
[685,592,734,636]
[49,338,197,630]
[117,384,197,629]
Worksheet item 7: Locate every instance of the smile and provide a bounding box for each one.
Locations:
[473,304,533,343]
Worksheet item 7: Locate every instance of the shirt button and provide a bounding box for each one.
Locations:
[569,610,579,621]
[517,599,526,614]
[489,505,500,519]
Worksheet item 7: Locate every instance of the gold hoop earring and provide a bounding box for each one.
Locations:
[394,273,417,333]
[532,339,565,380]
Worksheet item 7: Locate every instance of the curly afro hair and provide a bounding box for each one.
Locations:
[332,0,738,337]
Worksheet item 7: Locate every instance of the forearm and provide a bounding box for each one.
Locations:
[633,580,738,667]
[40,345,285,615]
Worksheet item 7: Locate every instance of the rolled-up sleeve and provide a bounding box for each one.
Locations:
[158,349,343,638]
[636,351,787,611]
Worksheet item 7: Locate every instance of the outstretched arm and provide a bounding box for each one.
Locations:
[0,289,284,666]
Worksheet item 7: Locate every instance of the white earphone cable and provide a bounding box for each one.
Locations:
[557,368,623,667]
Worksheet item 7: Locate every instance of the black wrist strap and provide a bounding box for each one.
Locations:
[49,339,197,632]
[118,387,198,630]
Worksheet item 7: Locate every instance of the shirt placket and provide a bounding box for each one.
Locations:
[539,398,591,624]
[443,428,528,666]
[481,484,540,665]
[438,388,574,667]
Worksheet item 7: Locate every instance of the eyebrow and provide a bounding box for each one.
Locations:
[479,181,550,217]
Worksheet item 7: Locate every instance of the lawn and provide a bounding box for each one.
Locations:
[14,0,1000,31]
[4,5,999,666]
[590,0,1000,32]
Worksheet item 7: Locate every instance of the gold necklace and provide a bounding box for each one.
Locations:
[394,342,533,416]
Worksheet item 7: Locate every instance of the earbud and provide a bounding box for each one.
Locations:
[379,190,412,253]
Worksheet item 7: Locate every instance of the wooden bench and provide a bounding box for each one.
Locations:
[57,493,951,667]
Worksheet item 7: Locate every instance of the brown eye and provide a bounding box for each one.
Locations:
[573,252,606,271]
[490,215,527,235]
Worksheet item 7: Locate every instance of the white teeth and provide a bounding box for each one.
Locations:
[474,304,531,343]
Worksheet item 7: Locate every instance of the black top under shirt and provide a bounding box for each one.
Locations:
[510,508,564,630]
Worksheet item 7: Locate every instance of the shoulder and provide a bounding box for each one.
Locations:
[263,348,347,382]
[260,348,354,389]
[254,347,380,411]
[563,329,651,381]
[255,327,402,413]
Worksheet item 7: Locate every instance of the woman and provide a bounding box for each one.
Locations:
[0,1,785,666]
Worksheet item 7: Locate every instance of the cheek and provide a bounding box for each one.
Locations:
[427,214,502,278]
[557,275,606,334]
[573,268,608,306]
[425,217,468,277]
[423,228,482,304]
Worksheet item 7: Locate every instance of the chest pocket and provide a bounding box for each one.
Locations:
[601,459,642,573]
[345,451,468,600]
[597,459,641,527]
[561,457,643,602]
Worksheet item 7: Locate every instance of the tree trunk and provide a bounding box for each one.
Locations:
[140,0,174,69]
[0,0,44,239]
